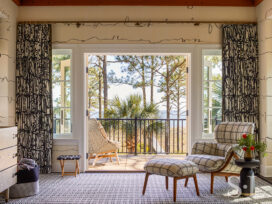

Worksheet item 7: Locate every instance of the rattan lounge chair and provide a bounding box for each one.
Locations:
[88,118,120,166]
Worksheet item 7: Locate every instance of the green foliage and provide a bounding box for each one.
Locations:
[103,94,162,153]
[87,60,102,114]
[112,55,156,88]
[237,133,267,157]
[105,94,159,119]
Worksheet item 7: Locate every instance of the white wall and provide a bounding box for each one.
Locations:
[17,5,258,172]
[0,0,17,127]
[18,6,256,45]
[257,0,272,177]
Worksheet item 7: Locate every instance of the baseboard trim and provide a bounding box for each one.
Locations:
[257,174,272,185]
[52,163,78,173]
[260,165,272,177]
[85,170,145,173]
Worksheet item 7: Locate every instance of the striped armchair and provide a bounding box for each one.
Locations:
[186,122,255,194]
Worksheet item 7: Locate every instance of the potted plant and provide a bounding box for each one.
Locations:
[237,133,267,161]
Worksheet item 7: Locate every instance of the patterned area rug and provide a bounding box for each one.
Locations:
[2,173,272,204]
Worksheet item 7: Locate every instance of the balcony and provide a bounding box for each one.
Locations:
[88,118,187,171]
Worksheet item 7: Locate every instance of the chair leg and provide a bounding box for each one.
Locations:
[193,175,200,196]
[225,176,228,182]
[4,189,9,202]
[60,160,65,177]
[211,173,214,194]
[75,160,79,177]
[115,151,120,165]
[77,160,80,174]
[173,177,178,202]
[142,173,150,195]
[165,176,168,190]
[184,176,189,187]
[92,155,99,166]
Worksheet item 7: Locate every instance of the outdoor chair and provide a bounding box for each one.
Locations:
[88,118,120,166]
[186,122,254,194]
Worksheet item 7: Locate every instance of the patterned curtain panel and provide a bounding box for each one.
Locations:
[16,24,53,173]
[222,24,259,134]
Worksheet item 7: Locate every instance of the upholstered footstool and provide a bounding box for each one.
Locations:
[142,159,200,202]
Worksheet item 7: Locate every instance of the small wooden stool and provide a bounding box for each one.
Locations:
[57,155,81,177]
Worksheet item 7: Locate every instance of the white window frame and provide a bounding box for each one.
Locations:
[51,44,223,172]
[52,48,74,139]
[201,48,222,139]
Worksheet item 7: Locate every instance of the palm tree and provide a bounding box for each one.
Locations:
[105,94,162,153]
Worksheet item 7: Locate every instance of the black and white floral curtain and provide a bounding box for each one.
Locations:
[222,24,259,134]
[16,24,53,173]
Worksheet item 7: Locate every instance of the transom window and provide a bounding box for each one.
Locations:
[202,49,222,138]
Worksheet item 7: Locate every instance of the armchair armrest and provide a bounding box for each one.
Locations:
[191,142,217,155]
[217,144,243,160]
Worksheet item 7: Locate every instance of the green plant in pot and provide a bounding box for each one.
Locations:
[237,133,267,161]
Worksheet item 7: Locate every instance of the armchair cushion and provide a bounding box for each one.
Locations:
[191,142,217,155]
[192,142,235,157]
[221,159,241,174]
[97,121,108,139]
[186,154,225,172]
[214,122,254,144]
[108,140,121,149]
[216,143,233,157]
[88,119,120,154]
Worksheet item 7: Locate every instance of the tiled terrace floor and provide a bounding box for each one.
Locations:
[87,154,186,171]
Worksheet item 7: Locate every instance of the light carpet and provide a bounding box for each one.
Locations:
[1,173,272,204]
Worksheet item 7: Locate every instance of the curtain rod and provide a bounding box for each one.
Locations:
[17,20,257,25]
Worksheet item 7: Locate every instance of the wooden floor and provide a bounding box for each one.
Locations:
[87,154,186,171]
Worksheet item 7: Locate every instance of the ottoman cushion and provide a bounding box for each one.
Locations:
[144,159,199,177]
[57,155,81,160]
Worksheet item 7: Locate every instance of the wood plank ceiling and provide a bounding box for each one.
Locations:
[13,0,263,6]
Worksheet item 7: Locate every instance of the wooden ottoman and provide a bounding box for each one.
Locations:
[142,159,200,202]
[57,155,81,177]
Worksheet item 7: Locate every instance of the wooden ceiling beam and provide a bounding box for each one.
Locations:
[19,0,256,7]
[254,0,263,6]
[12,0,21,6]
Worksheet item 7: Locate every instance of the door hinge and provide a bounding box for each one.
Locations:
[86,153,89,159]
[186,67,189,73]
[86,110,89,117]
[86,67,88,73]
[186,110,189,116]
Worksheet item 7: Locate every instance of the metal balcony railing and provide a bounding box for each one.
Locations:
[97,118,187,155]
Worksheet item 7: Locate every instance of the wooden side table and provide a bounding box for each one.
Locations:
[235,159,260,197]
[57,155,81,177]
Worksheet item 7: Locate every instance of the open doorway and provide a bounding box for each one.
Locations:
[85,53,189,171]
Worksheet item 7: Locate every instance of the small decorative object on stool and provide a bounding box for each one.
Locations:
[142,159,200,202]
[10,158,40,198]
[57,155,81,177]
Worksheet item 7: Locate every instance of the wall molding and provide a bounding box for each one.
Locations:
[261,165,272,177]
[53,138,79,146]
[16,0,258,7]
